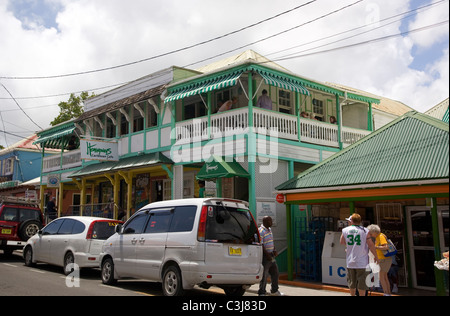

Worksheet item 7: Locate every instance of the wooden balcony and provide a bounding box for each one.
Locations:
[42,149,82,173]
[174,108,370,147]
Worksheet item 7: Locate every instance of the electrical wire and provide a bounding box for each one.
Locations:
[1,0,446,104]
[0,0,319,80]
[0,83,43,130]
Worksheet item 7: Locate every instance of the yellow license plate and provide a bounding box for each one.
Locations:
[1,229,12,235]
[229,247,242,256]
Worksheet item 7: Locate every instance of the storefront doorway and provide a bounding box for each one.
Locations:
[406,206,449,290]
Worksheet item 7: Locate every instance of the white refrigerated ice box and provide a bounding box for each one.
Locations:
[321,231,348,286]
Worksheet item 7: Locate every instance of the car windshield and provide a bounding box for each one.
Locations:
[91,221,121,240]
[205,205,259,245]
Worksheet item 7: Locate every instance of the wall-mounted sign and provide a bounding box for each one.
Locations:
[47,174,61,188]
[80,139,119,162]
[256,201,277,226]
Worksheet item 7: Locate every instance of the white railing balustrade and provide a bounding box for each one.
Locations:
[42,149,82,173]
[341,127,370,147]
[253,108,298,141]
[174,107,370,148]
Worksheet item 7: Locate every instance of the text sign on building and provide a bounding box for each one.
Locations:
[80,139,119,162]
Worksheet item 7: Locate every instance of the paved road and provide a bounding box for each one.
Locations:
[1,251,348,297]
[0,252,229,296]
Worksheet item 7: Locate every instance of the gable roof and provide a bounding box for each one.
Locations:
[276,111,449,191]
[195,50,291,74]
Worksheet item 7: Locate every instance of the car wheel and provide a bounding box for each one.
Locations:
[19,220,42,241]
[24,246,35,267]
[101,258,116,285]
[63,252,75,276]
[162,265,184,296]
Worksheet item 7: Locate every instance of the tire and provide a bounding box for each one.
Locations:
[162,265,184,296]
[19,220,42,241]
[24,246,35,267]
[101,258,116,285]
[63,252,75,276]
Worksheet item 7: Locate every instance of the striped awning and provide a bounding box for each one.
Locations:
[34,123,76,149]
[258,70,310,96]
[443,107,449,123]
[165,71,243,103]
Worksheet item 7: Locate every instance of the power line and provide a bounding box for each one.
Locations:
[266,0,449,59]
[1,0,445,103]
[0,0,319,80]
[271,20,449,62]
[182,0,366,68]
[0,83,43,130]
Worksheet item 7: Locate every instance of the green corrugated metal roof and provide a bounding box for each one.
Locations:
[276,111,449,191]
[70,152,173,178]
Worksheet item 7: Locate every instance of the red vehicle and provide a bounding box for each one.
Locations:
[0,197,44,256]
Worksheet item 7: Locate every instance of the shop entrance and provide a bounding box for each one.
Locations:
[406,206,449,290]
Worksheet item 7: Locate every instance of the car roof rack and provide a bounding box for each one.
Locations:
[0,195,41,207]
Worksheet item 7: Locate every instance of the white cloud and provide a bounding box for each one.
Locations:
[408,0,449,49]
[0,0,448,147]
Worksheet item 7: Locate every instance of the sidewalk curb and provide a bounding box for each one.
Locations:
[250,274,392,296]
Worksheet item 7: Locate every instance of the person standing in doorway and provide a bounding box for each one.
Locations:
[256,89,273,110]
[47,196,57,220]
[340,213,379,296]
[258,216,284,296]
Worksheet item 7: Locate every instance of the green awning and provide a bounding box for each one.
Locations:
[197,156,250,180]
[34,122,76,149]
[70,152,173,178]
[69,161,117,178]
[165,71,244,103]
[110,152,173,171]
[258,70,310,96]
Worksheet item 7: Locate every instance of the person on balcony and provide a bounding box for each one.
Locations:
[67,135,78,150]
[217,96,238,112]
[256,89,272,110]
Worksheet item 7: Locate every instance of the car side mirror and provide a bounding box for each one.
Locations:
[115,224,123,234]
[38,229,43,236]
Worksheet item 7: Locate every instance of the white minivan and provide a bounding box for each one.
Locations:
[100,198,263,296]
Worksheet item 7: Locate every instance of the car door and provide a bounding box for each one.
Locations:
[135,210,172,280]
[49,219,77,266]
[34,219,64,262]
[114,212,149,278]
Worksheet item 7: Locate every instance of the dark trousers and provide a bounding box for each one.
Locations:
[258,258,279,295]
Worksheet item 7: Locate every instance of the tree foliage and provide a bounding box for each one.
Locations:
[51,91,94,126]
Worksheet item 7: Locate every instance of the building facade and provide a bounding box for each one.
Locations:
[35,50,413,270]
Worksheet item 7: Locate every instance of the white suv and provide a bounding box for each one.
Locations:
[100,198,263,296]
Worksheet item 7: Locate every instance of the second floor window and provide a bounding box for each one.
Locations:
[2,158,14,175]
[133,105,144,133]
[279,90,292,114]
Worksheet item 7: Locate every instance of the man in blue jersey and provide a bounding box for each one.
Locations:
[340,213,379,296]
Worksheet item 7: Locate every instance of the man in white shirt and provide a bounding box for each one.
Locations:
[340,213,378,296]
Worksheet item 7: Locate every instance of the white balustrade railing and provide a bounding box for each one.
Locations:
[174,107,370,148]
[42,149,82,173]
[253,108,298,141]
[300,118,339,147]
[341,126,371,147]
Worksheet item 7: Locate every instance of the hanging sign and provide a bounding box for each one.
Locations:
[80,139,119,162]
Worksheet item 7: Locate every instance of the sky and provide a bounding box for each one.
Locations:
[0,0,449,148]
